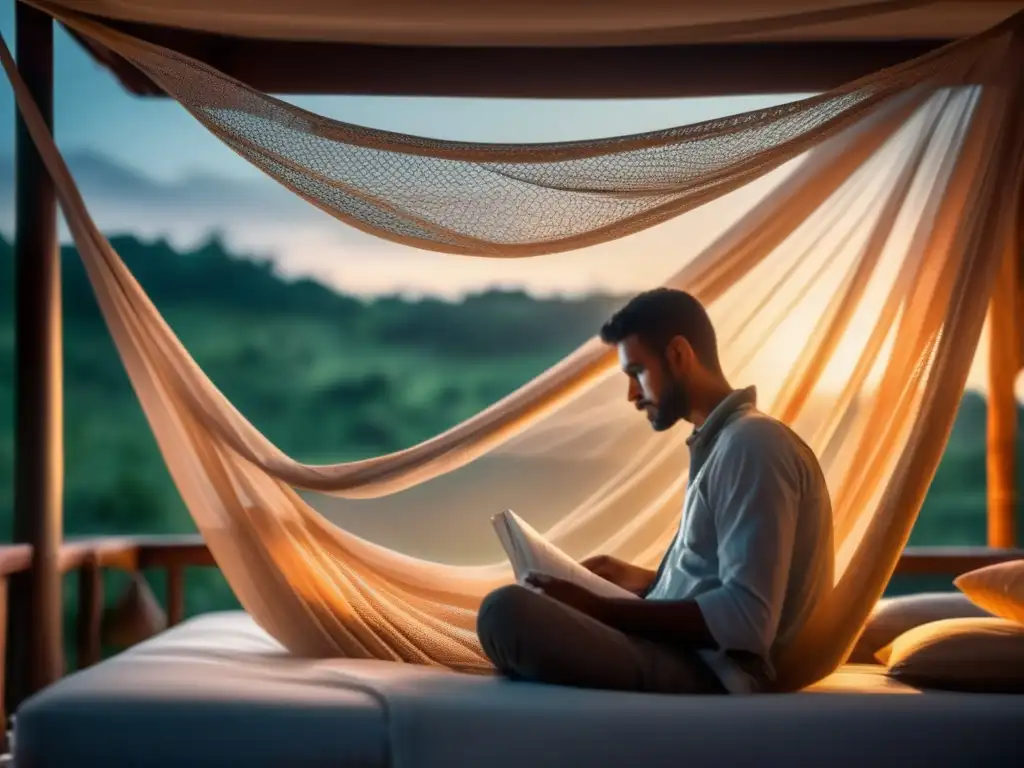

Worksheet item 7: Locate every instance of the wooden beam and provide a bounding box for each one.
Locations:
[66,19,953,99]
[0,539,140,580]
[6,1,63,710]
[987,232,1019,548]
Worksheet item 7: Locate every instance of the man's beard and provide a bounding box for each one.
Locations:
[649,362,690,432]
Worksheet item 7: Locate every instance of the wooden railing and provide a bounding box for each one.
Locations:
[0,537,1021,752]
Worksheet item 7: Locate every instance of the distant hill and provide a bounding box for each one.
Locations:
[0,233,626,357]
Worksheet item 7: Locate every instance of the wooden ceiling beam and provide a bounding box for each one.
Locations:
[68,17,952,98]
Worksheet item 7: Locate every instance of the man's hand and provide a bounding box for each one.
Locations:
[580,554,656,596]
[524,573,608,621]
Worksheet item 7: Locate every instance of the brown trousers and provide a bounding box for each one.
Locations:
[476,584,726,694]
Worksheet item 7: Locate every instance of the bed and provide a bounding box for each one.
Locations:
[13,612,1024,768]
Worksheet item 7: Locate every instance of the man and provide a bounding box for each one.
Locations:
[476,288,834,694]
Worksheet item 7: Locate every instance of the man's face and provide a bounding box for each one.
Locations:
[616,334,691,431]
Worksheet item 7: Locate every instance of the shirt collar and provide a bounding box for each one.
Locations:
[686,385,758,449]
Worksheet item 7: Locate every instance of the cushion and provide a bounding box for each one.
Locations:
[847,592,990,663]
[955,559,1024,625]
[878,617,1024,693]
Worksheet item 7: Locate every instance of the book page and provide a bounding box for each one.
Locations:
[491,509,638,600]
[491,511,525,575]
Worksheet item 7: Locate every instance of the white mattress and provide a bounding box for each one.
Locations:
[14,612,1024,768]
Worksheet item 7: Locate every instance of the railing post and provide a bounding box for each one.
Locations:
[166,565,185,626]
[6,1,63,711]
[76,560,103,670]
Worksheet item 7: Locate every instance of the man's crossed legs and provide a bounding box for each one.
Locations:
[476,584,725,694]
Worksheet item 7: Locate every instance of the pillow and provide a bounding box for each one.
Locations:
[955,559,1024,625]
[878,617,1024,693]
[847,592,990,663]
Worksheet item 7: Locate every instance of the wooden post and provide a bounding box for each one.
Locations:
[987,229,1019,549]
[6,2,63,710]
[166,565,186,626]
[75,560,103,670]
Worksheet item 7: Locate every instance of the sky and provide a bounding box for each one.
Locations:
[0,7,1007,395]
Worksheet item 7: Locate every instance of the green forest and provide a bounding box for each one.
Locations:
[0,234,1020,661]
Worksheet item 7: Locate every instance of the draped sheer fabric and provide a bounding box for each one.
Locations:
[3,6,1023,690]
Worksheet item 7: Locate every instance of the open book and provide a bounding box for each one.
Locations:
[491,509,639,600]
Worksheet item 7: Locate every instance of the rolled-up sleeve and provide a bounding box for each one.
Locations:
[692,427,800,658]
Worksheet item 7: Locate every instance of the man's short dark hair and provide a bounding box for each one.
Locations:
[600,288,722,374]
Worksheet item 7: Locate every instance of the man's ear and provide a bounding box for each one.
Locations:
[665,336,694,375]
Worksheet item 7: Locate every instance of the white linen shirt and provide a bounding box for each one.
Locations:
[645,387,834,693]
